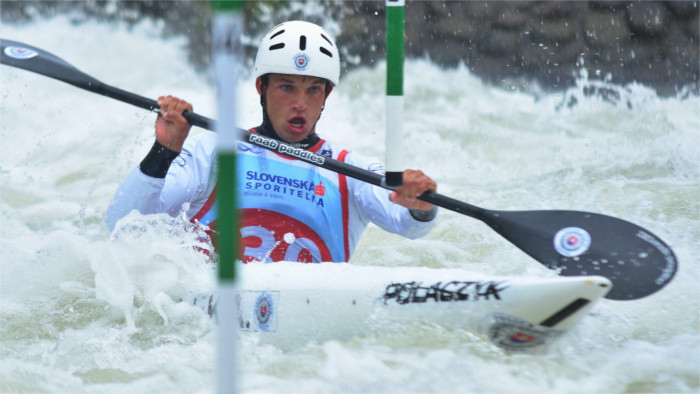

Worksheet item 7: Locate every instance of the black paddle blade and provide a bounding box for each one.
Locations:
[482,210,677,300]
[1,38,161,112]
[1,39,103,92]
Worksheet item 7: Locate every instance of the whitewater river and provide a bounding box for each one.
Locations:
[1,15,698,393]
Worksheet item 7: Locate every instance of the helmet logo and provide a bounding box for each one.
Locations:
[293,53,310,71]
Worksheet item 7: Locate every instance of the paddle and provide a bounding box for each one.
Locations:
[1,38,678,300]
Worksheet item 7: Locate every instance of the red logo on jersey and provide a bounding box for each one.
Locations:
[239,208,333,263]
[315,182,325,196]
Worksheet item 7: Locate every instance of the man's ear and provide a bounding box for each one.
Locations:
[255,77,264,95]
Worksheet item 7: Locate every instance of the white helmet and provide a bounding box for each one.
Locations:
[254,21,340,86]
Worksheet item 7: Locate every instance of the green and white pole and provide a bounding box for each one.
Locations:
[385,0,405,187]
[212,1,242,392]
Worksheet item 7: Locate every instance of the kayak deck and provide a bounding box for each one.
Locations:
[194,262,611,350]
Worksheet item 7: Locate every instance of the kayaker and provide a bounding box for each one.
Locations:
[106,21,438,263]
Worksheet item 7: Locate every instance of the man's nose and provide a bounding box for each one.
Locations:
[291,92,308,111]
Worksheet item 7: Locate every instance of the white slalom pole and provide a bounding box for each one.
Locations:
[385,0,405,187]
[212,1,242,392]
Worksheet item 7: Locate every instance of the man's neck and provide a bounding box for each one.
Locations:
[254,121,321,150]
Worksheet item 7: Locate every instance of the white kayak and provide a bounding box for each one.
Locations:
[193,262,611,350]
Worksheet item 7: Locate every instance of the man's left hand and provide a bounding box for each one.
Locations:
[389,169,437,211]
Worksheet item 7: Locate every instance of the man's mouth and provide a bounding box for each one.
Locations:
[288,117,306,131]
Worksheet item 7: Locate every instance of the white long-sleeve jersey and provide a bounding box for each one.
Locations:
[105,131,436,262]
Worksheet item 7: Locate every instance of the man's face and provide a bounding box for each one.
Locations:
[257,74,329,143]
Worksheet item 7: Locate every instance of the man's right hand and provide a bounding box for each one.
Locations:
[156,95,193,152]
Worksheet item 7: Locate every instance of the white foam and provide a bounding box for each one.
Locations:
[1,13,698,394]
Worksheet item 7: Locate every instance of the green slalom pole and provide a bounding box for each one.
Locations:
[211,1,242,392]
[385,0,405,187]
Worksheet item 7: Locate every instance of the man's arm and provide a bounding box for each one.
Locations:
[105,164,169,231]
[104,138,182,231]
[105,134,217,231]
[345,153,438,240]
[105,96,211,231]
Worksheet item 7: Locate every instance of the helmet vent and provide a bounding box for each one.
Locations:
[270,30,285,40]
[319,47,333,58]
[320,34,333,46]
[269,43,285,51]
[299,35,307,50]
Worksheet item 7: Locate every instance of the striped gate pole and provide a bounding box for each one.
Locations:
[211,1,242,392]
[385,0,405,187]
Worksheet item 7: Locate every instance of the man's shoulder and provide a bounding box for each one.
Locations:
[343,150,386,175]
[316,141,376,165]
[182,131,217,154]
[186,130,217,144]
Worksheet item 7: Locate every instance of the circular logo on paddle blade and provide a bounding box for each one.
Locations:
[4,46,38,60]
[553,227,591,257]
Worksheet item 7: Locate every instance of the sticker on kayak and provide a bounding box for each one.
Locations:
[480,313,562,350]
[238,291,280,332]
[255,292,274,331]
[553,226,591,257]
[4,46,38,60]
